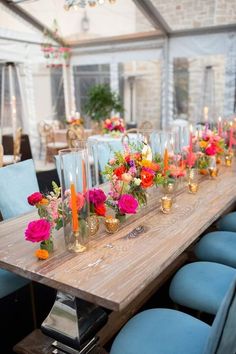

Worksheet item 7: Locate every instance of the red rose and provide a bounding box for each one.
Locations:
[94,203,106,216]
[140,170,154,188]
[27,192,43,206]
[125,155,131,163]
[114,166,126,180]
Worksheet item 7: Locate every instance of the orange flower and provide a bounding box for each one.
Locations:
[140,170,154,188]
[141,160,160,171]
[35,249,49,260]
[38,198,49,206]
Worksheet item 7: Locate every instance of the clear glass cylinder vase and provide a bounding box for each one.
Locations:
[59,147,90,253]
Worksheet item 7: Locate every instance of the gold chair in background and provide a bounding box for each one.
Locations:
[13,127,22,162]
[45,124,67,163]
[66,125,85,148]
[121,128,139,144]
[139,121,153,130]
[0,144,3,168]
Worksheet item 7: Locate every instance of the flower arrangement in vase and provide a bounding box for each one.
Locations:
[66,111,84,126]
[103,117,125,136]
[87,188,107,236]
[25,182,62,260]
[103,143,164,221]
[196,130,225,174]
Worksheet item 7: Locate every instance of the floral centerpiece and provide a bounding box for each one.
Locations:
[66,111,84,126]
[25,182,62,260]
[196,130,225,170]
[103,143,163,220]
[103,117,125,136]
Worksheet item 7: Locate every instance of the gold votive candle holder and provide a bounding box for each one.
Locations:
[105,217,120,234]
[225,153,233,167]
[160,196,173,214]
[208,167,219,178]
[188,182,199,194]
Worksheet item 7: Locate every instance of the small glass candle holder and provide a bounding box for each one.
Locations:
[104,217,120,234]
[225,153,233,167]
[162,181,176,195]
[160,196,173,214]
[188,182,199,194]
[208,167,219,178]
[60,147,90,253]
[186,168,197,183]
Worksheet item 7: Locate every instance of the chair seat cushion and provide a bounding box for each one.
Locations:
[110,308,210,354]
[0,269,30,299]
[217,212,236,232]
[169,261,236,314]
[195,231,236,268]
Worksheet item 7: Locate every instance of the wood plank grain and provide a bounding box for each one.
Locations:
[0,164,236,311]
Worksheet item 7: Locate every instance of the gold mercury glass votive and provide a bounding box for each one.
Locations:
[104,217,120,234]
[160,196,173,214]
[208,167,219,178]
[225,153,233,167]
[188,182,199,194]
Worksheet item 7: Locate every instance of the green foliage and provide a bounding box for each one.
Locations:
[85,84,124,122]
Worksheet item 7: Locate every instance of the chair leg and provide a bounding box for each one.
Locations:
[29,282,37,329]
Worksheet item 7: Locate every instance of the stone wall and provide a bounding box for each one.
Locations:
[123,61,162,129]
[150,0,236,30]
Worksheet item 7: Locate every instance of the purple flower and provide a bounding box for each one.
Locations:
[129,160,135,167]
[118,194,139,214]
[88,188,106,206]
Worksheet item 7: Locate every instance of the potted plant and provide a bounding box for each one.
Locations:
[85,84,124,124]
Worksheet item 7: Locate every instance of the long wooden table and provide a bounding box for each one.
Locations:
[0,164,236,316]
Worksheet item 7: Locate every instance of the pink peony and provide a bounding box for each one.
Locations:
[88,188,106,206]
[69,192,85,211]
[205,144,217,156]
[27,192,43,206]
[25,219,51,243]
[118,194,139,214]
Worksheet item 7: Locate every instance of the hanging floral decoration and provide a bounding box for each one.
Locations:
[41,19,71,68]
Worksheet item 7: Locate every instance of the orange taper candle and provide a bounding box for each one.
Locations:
[70,183,79,232]
[163,148,169,172]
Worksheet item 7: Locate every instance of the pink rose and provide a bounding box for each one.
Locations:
[121,173,133,183]
[118,194,139,214]
[25,219,51,243]
[27,192,43,206]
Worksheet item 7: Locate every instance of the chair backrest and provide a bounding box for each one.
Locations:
[0,159,39,220]
[66,126,85,148]
[204,277,236,354]
[139,121,153,130]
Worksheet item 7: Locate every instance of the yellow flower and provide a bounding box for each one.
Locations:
[199,141,208,149]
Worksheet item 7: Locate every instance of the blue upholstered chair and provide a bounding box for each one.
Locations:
[0,159,39,220]
[194,231,236,268]
[217,211,236,233]
[110,277,236,354]
[169,261,236,315]
[0,159,39,299]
